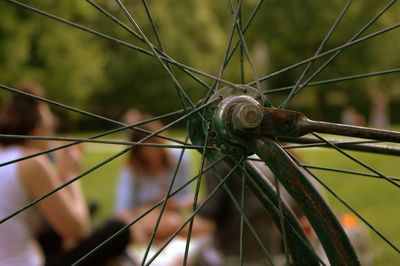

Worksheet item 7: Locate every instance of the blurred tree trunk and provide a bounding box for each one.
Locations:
[370,88,390,129]
[316,90,328,121]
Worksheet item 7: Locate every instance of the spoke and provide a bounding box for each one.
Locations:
[141,136,190,265]
[145,161,242,266]
[282,139,380,149]
[0,134,213,150]
[202,0,265,104]
[280,137,400,156]
[274,174,291,263]
[0,147,130,225]
[269,0,398,103]
[141,0,164,51]
[4,0,243,91]
[312,133,400,189]
[85,0,212,92]
[182,123,211,265]
[72,156,226,265]
[214,160,276,266]
[224,0,265,79]
[279,0,353,109]
[138,0,198,110]
[266,68,400,95]
[202,0,248,104]
[0,84,190,145]
[115,0,196,112]
[248,3,399,87]
[238,0,245,85]
[238,4,246,264]
[287,0,399,101]
[300,164,400,253]
[239,164,245,266]
[0,84,123,128]
[299,164,400,183]
[228,0,269,106]
[0,110,185,169]
[230,156,326,265]
[277,137,400,156]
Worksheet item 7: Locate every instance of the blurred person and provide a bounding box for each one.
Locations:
[115,121,214,263]
[122,108,143,126]
[341,106,365,126]
[0,83,149,266]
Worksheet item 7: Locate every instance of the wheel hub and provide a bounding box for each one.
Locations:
[188,85,264,159]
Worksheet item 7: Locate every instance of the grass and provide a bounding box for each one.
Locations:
[297,148,399,265]
[80,139,399,265]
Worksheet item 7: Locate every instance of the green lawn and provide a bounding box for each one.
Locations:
[80,141,399,265]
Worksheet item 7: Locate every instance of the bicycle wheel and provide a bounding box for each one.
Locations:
[0,0,399,265]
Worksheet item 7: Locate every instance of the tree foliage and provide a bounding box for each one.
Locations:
[0,0,399,127]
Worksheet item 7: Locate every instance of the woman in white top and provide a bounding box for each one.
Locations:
[0,83,137,265]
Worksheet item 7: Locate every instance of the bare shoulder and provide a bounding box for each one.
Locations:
[19,149,56,185]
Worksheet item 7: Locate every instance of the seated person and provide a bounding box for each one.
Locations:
[0,83,145,266]
[115,120,214,261]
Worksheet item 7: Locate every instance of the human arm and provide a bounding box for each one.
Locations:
[20,149,90,241]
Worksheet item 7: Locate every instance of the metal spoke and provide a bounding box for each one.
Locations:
[274,175,291,263]
[140,0,163,51]
[0,134,214,150]
[85,0,212,92]
[312,133,400,189]
[228,0,268,106]
[115,0,196,112]
[279,0,353,109]
[238,4,246,264]
[182,123,211,265]
[266,68,400,95]
[214,160,276,266]
[141,136,190,265]
[202,0,265,105]
[266,0,398,103]
[72,156,226,265]
[0,84,191,145]
[230,156,326,265]
[277,137,400,156]
[248,2,399,87]
[139,0,197,111]
[239,164,245,266]
[284,0,398,102]
[282,139,380,149]
[224,0,265,79]
[201,0,249,104]
[144,162,242,266]
[299,164,400,183]
[0,147,130,225]
[238,0,245,85]
[300,164,400,254]
[0,84,124,128]
[0,110,185,169]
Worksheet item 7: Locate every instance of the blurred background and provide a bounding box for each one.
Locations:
[1,0,399,130]
[0,0,399,265]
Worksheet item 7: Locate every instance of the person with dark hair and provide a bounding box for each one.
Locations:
[115,120,214,255]
[0,83,142,266]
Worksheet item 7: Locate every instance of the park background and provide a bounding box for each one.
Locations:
[0,0,399,265]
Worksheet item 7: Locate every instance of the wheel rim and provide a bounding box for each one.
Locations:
[0,1,399,265]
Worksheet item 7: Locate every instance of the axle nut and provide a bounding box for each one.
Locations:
[233,102,263,131]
